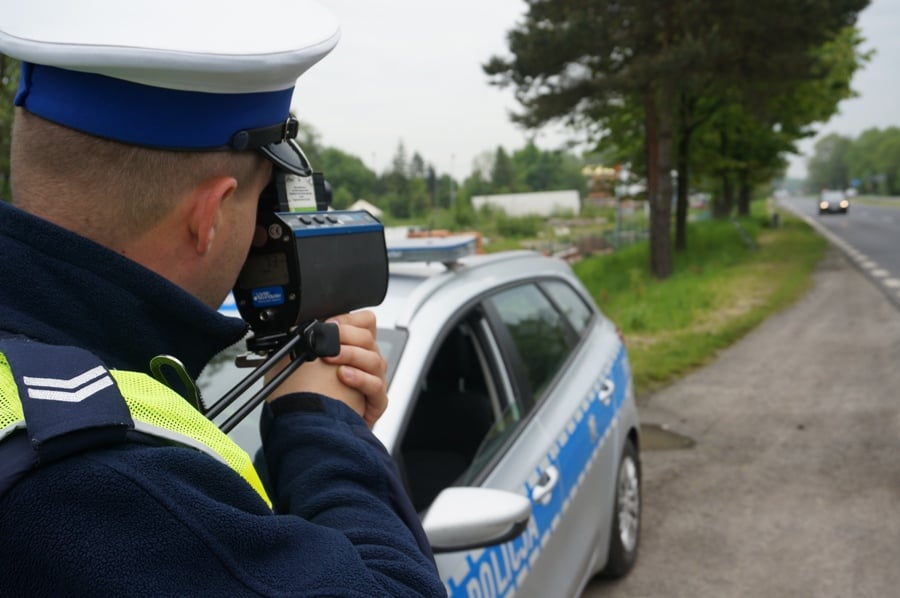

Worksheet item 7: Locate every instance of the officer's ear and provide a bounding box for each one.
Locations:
[188,175,238,255]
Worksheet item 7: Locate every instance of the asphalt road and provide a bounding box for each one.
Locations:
[781,196,900,310]
[582,243,900,597]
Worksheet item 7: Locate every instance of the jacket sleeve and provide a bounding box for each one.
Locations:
[0,396,446,597]
[259,392,444,596]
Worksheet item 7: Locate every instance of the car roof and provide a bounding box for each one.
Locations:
[369,241,605,449]
[373,248,580,330]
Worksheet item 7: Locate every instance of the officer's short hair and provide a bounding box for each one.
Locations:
[11,110,265,236]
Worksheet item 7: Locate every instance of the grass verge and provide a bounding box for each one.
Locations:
[573,205,828,399]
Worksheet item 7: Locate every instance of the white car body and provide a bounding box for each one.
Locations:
[206,238,642,597]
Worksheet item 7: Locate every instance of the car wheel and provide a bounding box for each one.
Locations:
[600,439,641,578]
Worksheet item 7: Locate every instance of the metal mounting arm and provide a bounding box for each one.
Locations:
[207,320,340,433]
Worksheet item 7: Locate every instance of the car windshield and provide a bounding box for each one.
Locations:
[374,328,407,383]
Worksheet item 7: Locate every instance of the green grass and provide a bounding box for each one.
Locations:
[573,205,828,398]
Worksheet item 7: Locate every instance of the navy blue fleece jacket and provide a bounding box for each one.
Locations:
[0,200,444,596]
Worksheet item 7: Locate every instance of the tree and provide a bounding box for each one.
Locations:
[485,0,723,278]
[408,151,427,180]
[0,56,19,200]
[458,165,491,209]
[735,26,868,211]
[490,147,521,194]
[842,128,900,195]
[406,176,430,219]
[845,128,889,193]
[452,192,476,228]
[379,141,411,216]
[317,147,378,209]
[436,173,456,210]
[295,121,325,166]
[485,0,869,277]
[512,141,589,195]
[647,6,868,238]
[807,133,853,191]
[876,135,900,195]
[390,141,409,178]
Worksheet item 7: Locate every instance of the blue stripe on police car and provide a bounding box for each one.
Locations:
[445,346,630,597]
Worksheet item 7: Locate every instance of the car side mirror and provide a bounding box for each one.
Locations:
[422,487,532,554]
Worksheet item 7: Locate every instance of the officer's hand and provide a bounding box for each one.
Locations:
[322,310,388,428]
[265,311,388,429]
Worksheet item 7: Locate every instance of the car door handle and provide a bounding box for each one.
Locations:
[531,466,560,506]
[599,378,615,404]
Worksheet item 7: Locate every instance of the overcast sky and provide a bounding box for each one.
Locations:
[291,1,899,182]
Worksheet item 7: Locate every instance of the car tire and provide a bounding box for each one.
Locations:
[600,439,641,578]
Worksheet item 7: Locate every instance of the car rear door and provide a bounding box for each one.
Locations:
[531,279,629,588]
[478,278,626,597]
[433,305,564,598]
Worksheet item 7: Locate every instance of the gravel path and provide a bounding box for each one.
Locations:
[583,247,900,597]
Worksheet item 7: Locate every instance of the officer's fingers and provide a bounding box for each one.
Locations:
[323,340,386,378]
[329,310,377,335]
[332,321,377,351]
[338,366,388,427]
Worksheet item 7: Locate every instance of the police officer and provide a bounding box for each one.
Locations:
[0,0,445,595]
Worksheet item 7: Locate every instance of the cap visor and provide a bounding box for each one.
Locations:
[260,139,312,175]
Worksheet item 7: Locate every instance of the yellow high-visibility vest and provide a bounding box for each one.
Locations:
[0,349,271,508]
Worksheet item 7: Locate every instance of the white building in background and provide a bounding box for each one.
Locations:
[471,190,580,218]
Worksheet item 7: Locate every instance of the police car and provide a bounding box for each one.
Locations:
[206,235,642,597]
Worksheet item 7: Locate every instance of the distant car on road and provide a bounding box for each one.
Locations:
[819,189,849,214]
[205,235,643,598]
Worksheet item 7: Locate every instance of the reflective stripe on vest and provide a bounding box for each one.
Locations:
[0,350,271,509]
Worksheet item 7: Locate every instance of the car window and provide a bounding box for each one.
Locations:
[487,283,573,399]
[396,282,587,512]
[457,315,524,485]
[398,315,517,511]
[540,279,593,334]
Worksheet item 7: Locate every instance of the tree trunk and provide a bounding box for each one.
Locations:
[649,0,676,278]
[675,110,690,252]
[712,128,733,219]
[737,170,752,216]
[646,84,673,280]
[644,84,659,233]
[715,173,734,218]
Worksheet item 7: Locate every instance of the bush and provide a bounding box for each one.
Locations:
[496,213,544,238]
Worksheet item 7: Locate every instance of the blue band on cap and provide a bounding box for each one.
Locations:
[15,63,294,150]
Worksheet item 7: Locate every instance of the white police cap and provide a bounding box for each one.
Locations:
[0,0,340,153]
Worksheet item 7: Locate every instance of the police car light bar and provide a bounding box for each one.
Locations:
[386,234,478,265]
